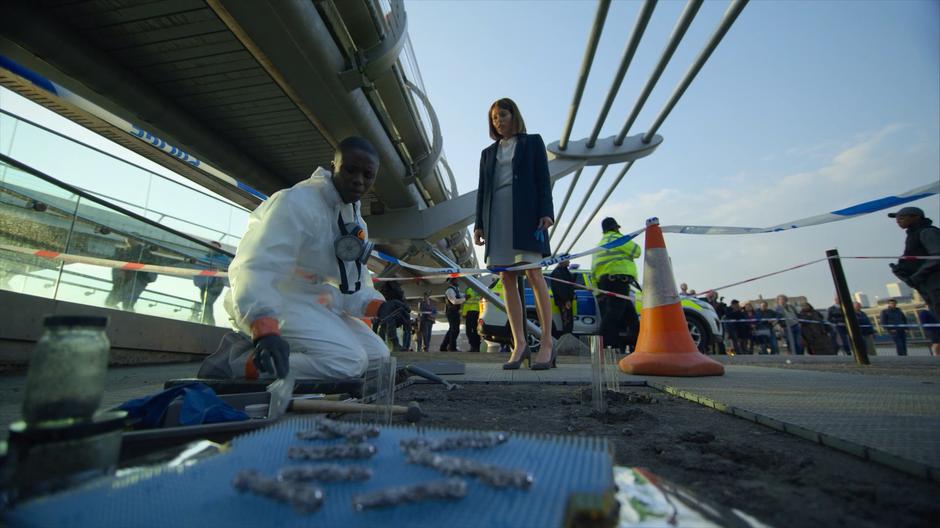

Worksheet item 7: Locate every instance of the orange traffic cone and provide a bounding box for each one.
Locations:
[619,218,724,376]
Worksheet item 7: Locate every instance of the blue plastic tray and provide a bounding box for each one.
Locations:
[6,418,614,528]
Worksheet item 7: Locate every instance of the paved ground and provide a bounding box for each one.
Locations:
[2,346,938,483]
[646,365,940,480]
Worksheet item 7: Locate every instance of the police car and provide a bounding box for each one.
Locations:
[479,267,721,352]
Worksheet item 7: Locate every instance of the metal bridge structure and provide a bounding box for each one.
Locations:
[0,0,748,350]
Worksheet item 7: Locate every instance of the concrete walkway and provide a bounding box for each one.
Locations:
[644,365,940,481]
[2,354,938,482]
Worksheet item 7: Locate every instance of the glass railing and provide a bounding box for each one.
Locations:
[0,154,234,327]
[0,103,250,248]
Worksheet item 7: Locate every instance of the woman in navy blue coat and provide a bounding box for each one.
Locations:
[473,98,556,370]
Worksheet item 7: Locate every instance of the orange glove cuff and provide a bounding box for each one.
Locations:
[244,352,259,380]
[250,316,280,341]
[364,299,383,319]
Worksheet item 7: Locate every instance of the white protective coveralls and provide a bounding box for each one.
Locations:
[225,167,388,379]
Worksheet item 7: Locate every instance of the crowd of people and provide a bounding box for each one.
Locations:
[372,280,483,355]
[698,292,939,356]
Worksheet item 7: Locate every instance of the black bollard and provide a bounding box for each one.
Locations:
[826,249,869,365]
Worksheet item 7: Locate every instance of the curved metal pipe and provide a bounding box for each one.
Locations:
[439,156,459,199]
[306,0,423,207]
[562,161,634,255]
[587,0,657,148]
[405,80,444,196]
[615,0,703,146]
[554,164,609,251]
[558,0,612,151]
[644,0,749,143]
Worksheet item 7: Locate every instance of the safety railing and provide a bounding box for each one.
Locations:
[0,105,249,247]
[718,312,934,355]
[0,154,234,327]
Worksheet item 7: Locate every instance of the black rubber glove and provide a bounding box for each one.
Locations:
[377,299,411,326]
[253,335,290,378]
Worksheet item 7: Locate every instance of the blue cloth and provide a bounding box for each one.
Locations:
[119,383,248,429]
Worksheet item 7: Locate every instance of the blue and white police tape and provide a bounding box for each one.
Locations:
[371,181,939,279]
[371,227,646,277]
[660,181,939,235]
[0,55,268,202]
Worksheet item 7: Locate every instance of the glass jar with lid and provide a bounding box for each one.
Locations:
[22,316,110,425]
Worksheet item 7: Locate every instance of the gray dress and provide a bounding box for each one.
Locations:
[486,137,542,267]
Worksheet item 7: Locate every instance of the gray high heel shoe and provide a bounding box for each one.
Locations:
[530,343,557,371]
[502,349,531,370]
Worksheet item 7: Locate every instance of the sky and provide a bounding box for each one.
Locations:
[1,0,938,312]
[404,0,940,308]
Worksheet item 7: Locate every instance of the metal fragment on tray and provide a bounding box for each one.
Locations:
[399,432,509,452]
[405,449,533,489]
[233,469,324,514]
[352,478,468,510]
[295,429,334,440]
[288,443,377,460]
[278,463,373,483]
[296,418,380,443]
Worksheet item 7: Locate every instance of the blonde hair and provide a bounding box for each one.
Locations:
[488,98,526,140]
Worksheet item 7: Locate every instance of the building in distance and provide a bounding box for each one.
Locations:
[853,292,870,308]
[886,282,913,299]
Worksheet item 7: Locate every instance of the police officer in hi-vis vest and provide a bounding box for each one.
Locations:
[462,286,481,352]
[591,217,641,353]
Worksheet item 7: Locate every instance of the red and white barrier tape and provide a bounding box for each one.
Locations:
[4,242,938,303]
[0,244,227,279]
[543,275,635,301]
[697,258,827,296]
[838,255,940,260]
[698,253,940,296]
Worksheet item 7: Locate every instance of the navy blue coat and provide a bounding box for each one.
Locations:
[474,133,554,261]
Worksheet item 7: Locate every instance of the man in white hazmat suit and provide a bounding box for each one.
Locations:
[225,137,410,380]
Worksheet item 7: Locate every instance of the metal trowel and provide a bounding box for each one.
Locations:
[265,373,295,420]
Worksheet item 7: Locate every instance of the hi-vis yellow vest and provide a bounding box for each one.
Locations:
[461,287,480,315]
[493,279,504,299]
[591,230,641,282]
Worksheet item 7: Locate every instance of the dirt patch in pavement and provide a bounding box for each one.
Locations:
[396,383,940,528]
